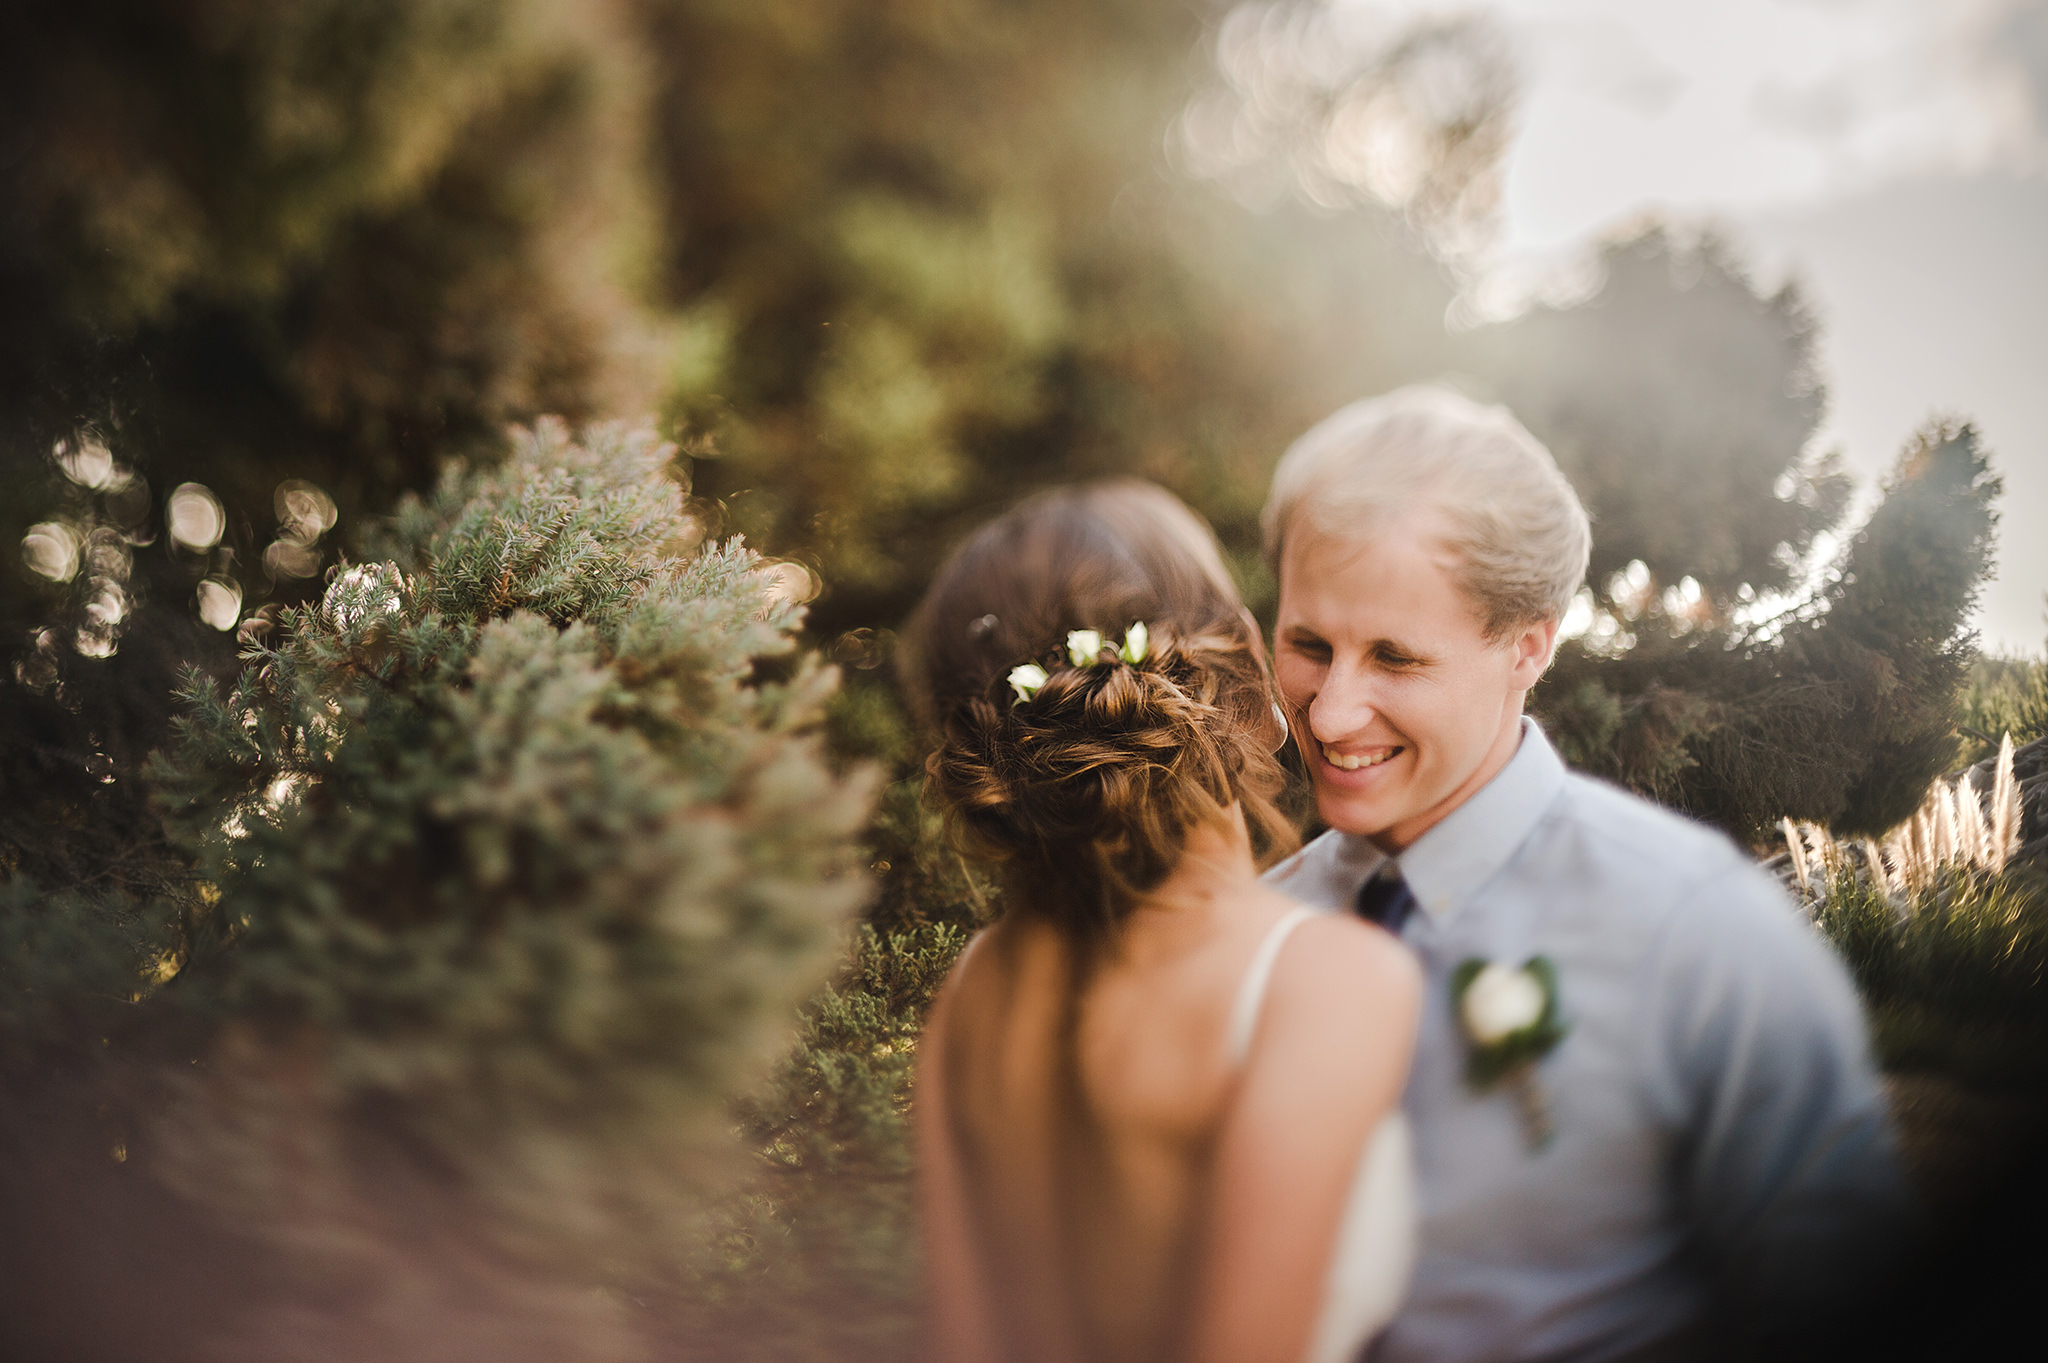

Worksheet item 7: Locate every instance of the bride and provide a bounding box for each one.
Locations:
[906,481,1421,1363]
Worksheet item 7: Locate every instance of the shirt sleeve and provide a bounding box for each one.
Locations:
[1641,857,1916,1340]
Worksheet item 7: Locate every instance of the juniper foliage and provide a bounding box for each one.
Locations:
[145,419,873,1230]
[0,421,876,1360]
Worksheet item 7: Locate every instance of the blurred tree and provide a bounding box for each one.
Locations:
[639,0,1468,638]
[1537,419,2000,841]
[1443,229,1997,839]
[0,0,670,900]
[1461,229,1853,624]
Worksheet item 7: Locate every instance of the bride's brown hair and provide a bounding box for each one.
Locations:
[907,480,1298,936]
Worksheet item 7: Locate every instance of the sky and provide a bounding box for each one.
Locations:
[1348,0,2048,651]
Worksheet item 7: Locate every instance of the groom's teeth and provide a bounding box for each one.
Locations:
[1322,745,1396,771]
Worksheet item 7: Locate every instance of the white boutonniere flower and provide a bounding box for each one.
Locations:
[1450,956,1566,1150]
[1460,962,1548,1044]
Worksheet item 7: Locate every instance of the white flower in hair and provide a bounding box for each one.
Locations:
[1120,621,1149,664]
[1007,663,1049,703]
[1065,629,1104,667]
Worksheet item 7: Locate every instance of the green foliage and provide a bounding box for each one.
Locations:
[655,767,989,1360]
[137,418,875,1258]
[0,0,672,922]
[672,919,967,1362]
[1812,864,2048,1092]
[642,0,1460,639]
[1538,415,2000,842]
[1958,647,2048,765]
[0,419,882,1356]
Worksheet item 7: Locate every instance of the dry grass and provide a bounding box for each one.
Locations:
[1785,735,2048,1093]
[1781,733,2023,907]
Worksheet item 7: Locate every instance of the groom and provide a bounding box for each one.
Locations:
[1262,386,1911,1360]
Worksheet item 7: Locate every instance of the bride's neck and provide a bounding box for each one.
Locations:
[1126,805,1261,924]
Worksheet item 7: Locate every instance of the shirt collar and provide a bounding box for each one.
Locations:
[1338,716,1567,924]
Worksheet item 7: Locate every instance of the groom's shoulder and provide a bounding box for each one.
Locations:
[1553,769,1742,861]
[1263,829,1372,912]
[1542,769,1790,924]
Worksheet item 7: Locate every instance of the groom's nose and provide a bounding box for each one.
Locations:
[1307,662,1380,740]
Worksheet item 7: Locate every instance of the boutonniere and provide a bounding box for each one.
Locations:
[1450,956,1567,1150]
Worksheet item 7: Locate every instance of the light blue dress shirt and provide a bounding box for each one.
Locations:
[1266,719,1910,1362]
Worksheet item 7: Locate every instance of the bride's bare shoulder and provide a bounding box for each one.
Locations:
[929,915,1054,1026]
[1229,890,1420,1103]
[1252,888,1422,1015]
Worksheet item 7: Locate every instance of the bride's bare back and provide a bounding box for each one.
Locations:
[918,819,1418,1363]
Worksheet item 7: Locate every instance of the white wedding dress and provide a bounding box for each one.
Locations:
[1225,907,1417,1363]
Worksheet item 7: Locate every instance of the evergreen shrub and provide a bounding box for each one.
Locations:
[1538,420,2001,841]
[1,419,877,1358]
[152,416,875,1238]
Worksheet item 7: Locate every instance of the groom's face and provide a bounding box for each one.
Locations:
[1273,510,1554,853]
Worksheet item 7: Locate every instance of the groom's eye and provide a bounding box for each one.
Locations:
[1372,644,1424,671]
[1283,632,1331,663]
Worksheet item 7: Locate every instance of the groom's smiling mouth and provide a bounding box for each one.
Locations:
[1320,743,1401,771]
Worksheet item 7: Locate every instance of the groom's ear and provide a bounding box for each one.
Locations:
[1505,617,1560,690]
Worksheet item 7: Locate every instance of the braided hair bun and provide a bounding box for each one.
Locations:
[906,481,1296,939]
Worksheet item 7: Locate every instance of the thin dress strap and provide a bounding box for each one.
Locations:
[1224,906,1317,1067]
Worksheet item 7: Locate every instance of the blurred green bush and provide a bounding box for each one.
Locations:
[1816,864,2048,1091]
[1,421,875,1359]
[1958,649,2048,765]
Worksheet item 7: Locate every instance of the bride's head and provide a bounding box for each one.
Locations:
[908,481,1297,937]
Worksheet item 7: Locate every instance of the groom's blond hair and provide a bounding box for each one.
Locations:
[1261,385,1591,640]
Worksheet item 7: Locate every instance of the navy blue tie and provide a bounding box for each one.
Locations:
[1355,867,1414,935]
